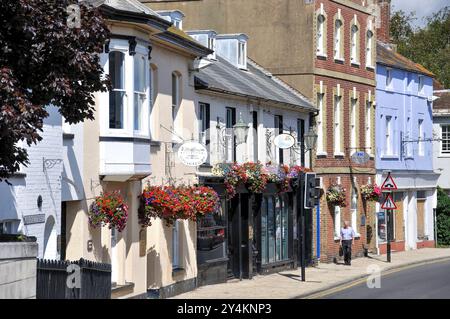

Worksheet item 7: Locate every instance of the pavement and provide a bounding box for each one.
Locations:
[170,248,450,299]
[322,259,450,299]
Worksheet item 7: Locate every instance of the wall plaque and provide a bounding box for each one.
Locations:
[23,214,46,225]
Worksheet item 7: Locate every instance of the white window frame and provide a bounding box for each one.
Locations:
[334,206,341,240]
[385,115,393,156]
[172,221,180,270]
[418,119,425,156]
[365,101,372,155]
[418,75,425,95]
[350,98,357,153]
[365,29,374,68]
[237,41,247,69]
[171,72,181,140]
[386,68,393,90]
[350,24,359,64]
[441,124,450,156]
[149,64,158,140]
[133,54,148,134]
[405,116,413,158]
[317,93,326,155]
[107,49,127,133]
[334,95,342,155]
[334,19,343,60]
[317,14,326,57]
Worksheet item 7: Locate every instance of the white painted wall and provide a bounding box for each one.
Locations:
[0,106,63,259]
[433,120,450,191]
[194,92,310,167]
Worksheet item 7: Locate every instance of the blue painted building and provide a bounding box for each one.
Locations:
[375,41,439,254]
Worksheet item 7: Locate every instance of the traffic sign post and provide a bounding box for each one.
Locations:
[381,172,397,263]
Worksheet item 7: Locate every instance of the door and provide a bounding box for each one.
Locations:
[393,192,404,242]
[227,196,240,279]
[417,200,425,240]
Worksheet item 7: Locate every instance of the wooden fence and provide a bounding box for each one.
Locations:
[36,258,111,299]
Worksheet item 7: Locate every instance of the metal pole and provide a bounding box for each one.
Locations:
[300,174,306,281]
[387,190,392,263]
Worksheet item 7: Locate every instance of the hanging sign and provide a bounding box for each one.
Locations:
[381,172,397,191]
[351,151,370,165]
[177,141,208,167]
[273,133,296,149]
[381,193,397,210]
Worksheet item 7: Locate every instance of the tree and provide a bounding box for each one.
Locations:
[436,187,450,246]
[390,7,450,87]
[0,0,109,180]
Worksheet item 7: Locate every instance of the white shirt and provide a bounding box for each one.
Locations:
[341,227,356,240]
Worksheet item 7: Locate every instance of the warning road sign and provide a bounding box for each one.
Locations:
[381,193,397,210]
[381,172,397,191]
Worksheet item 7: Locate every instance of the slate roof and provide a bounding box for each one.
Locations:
[434,90,450,115]
[377,41,434,77]
[102,0,160,17]
[194,56,315,111]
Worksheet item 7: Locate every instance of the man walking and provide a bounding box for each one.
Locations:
[340,221,356,265]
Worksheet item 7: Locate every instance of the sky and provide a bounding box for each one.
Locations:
[391,0,449,28]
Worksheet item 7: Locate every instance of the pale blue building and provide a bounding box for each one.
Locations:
[375,41,439,253]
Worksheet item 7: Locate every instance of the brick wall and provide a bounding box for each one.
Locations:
[314,0,376,262]
[376,0,391,43]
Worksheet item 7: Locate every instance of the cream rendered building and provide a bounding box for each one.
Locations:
[62,0,211,299]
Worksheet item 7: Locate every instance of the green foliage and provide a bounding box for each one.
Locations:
[0,0,110,179]
[390,7,450,87]
[437,187,450,245]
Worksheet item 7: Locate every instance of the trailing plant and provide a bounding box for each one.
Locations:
[326,184,347,207]
[360,183,382,202]
[88,191,128,232]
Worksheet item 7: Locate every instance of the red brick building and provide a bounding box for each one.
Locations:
[144,0,380,262]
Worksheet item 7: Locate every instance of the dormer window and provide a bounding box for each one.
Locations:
[173,18,182,30]
[215,33,249,69]
[187,30,217,60]
[156,10,185,30]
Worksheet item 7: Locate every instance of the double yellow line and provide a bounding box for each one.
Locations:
[303,258,450,299]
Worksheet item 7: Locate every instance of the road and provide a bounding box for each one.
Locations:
[321,259,450,299]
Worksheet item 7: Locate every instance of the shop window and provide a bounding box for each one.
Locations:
[260,195,289,265]
[197,201,226,265]
[377,211,386,242]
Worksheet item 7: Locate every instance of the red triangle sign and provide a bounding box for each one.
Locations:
[381,193,397,210]
[381,172,397,191]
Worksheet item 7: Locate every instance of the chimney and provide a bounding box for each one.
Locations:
[215,34,249,69]
[376,0,391,43]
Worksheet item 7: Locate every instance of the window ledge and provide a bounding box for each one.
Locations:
[172,267,185,276]
[350,61,360,67]
[316,151,328,157]
[334,152,345,158]
[354,233,361,239]
[316,53,327,59]
[438,154,450,158]
[334,57,345,64]
[334,236,341,241]
[366,65,375,71]
[381,155,399,159]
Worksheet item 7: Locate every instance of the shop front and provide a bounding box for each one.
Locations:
[196,175,312,286]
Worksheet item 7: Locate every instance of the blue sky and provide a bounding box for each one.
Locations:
[391,0,449,28]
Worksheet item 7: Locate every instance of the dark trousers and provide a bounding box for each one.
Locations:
[342,240,353,265]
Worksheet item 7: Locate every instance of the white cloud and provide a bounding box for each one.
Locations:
[391,0,448,27]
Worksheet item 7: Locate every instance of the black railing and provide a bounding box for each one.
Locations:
[36,258,111,299]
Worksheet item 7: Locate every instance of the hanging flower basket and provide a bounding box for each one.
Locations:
[242,162,268,193]
[88,191,128,232]
[326,184,347,207]
[139,184,220,226]
[360,183,381,202]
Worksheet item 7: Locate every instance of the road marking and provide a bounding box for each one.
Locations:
[304,257,450,299]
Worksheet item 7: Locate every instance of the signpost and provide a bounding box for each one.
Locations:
[381,172,397,263]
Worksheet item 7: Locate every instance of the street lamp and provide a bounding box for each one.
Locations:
[233,113,249,145]
[304,129,318,151]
